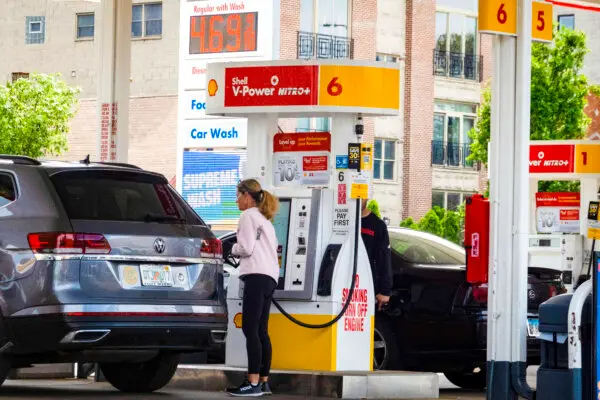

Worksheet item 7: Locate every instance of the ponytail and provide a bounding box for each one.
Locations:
[237,179,280,221]
[257,190,279,221]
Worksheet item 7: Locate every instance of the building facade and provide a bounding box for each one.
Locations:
[402,0,491,221]
[1,0,405,225]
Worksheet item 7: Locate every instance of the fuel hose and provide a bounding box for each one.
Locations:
[270,198,360,329]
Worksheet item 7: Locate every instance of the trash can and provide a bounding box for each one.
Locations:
[535,293,592,400]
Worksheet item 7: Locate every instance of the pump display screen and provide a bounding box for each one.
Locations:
[272,198,291,288]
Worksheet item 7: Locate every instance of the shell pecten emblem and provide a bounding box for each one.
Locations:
[233,312,243,328]
[208,79,218,96]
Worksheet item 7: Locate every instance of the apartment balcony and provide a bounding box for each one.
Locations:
[433,50,483,82]
[297,31,354,60]
[431,140,479,170]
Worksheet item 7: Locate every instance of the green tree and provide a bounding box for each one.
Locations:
[367,199,382,219]
[417,209,442,237]
[400,217,418,230]
[467,26,591,186]
[0,73,80,158]
[441,210,461,245]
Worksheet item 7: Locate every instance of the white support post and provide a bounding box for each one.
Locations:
[488,0,534,397]
[96,0,132,163]
[244,115,279,190]
[512,0,533,382]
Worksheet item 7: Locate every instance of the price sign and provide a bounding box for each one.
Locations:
[189,12,258,55]
[532,1,553,43]
[348,143,360,170]
[575,143,600,174]
[479,0,517,36]
[360,145,373,171]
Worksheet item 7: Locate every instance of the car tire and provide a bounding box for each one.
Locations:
[373,317,402,371]
[100,352,180,393]
[444,368,487,391]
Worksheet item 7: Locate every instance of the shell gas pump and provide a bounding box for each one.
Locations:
[204,59,400,372]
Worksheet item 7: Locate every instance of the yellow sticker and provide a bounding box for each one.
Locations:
[123,266,139,285]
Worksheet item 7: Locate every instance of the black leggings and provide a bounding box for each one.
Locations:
[241,274,277,376]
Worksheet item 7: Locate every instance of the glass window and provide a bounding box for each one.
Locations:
[558,15,575,30]
[390,230,465,265]
[434,101,477,114]
[300,0,315,32]
[435,12,448,51]
[77,14,95,39]
[447,192,461,210]
[296,118,311,132]
[29,22,42,33]
[132,3,162,38]
[26,16,45,44]
[132,5,143,37]
[374,139,396,181]
[318,0,349,36]
[145,3,163,36]
[51,170,203,225]
[465,16,477,55]
[0,174,17,207]
[315,117,330,131]
[432,191,445,208]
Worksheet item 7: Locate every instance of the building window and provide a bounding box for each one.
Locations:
[432,191,474,211]
[295,117,330,133]
[25,16,45,44]
[300,0,350,37]
[376,53,400,63]
[374,139,397,181]
[77,13,95,39]
[132,3,162,38]
[558,15,575,30]
[432,101,477,168]
[434,1,480,81]
[11,72,30,82]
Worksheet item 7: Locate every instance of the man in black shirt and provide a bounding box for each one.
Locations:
[360,199,393,310]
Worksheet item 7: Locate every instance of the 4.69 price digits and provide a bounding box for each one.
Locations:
[189,12,258,55]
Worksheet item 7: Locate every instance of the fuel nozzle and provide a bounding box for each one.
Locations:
[355,114,364,140]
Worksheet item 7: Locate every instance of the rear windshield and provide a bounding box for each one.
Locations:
[50,170,204,225]
[389,230,465,265]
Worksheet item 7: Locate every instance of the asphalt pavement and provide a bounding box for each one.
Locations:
[0,367,538,399]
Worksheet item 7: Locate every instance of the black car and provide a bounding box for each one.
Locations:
[219,227,564,390]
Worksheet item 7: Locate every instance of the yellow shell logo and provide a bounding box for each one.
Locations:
[233,313,243,329]
[208,79,218,96]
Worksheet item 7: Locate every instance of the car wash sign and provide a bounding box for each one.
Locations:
[181,151,246,224]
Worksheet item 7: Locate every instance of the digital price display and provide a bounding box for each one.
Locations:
[189,12,258,55]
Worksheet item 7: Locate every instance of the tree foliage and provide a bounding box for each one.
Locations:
[401,205,464,245]
[0,73,80,158]
[468,26,591,168]
[367,199,382,219]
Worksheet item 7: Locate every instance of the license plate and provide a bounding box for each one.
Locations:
[140,265,173,287]
[527,318,540,337]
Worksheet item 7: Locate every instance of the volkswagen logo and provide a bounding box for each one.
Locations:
[154,238,166,254]
[528,289,536,300]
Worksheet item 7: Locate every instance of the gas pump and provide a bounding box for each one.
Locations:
[528,140,600,293]
[204,59,400,372]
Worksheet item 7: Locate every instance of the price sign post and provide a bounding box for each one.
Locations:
[479,0,518,36]
[532,1,553,43]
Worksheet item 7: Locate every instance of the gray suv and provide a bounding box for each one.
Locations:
[0,155,227,392]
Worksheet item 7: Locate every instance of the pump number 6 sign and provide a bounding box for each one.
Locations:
[479,0,517,36]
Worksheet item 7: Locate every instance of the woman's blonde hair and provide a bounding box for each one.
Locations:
[237,179,280,221]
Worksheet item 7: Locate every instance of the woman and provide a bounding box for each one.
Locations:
[228,179,280,398]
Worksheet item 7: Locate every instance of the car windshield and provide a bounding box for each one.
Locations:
[50,169,204,225]
[389,229,465,265]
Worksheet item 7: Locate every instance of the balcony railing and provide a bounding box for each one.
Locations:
[431,140,479,170]
[433,50,483,82]
[297,31,354,60]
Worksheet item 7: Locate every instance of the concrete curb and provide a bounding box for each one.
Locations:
[172,365,440,399]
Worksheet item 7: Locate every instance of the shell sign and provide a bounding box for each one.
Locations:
[233,312,243,328]
[208,79,218,97]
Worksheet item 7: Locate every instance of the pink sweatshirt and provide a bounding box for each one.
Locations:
[231,207,280,284]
